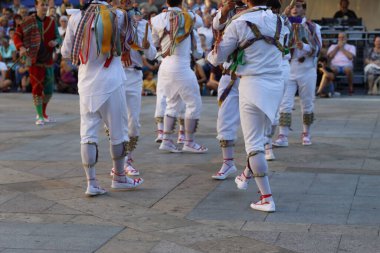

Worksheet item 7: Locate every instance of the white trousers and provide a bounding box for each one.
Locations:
[279,61,317,115]
[80,86,127,145]
[124,69,143,137]
[157,68,202,119]
[217,74,240,141]
[240,101,271,154]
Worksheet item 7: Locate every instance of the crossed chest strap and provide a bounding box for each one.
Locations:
[240,16,284,53]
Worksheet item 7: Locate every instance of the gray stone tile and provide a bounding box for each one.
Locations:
[151,225,236,245]
[191,235,294,253]
[150,241,203,253]
[347,210,380,225]
[0,193,56,213]
[237,230,280,244]
[338,235,380,253]
[351,196,380,211]
[307,174,358,196]
[266,211,348,225]
[187,207,267,222]
[0,222,41,235]
[310,224,379,236]
[275,232,341,253]
[1,250,89,253]
[32,223,123,239]
[242,221,311,233]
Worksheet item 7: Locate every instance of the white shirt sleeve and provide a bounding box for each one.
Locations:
[207,21,239,66]
[61,12,78,59]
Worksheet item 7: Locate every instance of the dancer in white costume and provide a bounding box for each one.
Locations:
[61,0,143,196]
[208,0,288,212]
[264,0,291,161]
[151,0,208,153]
[273,0,321,147]
[211,0,247,180]
[118,0,157,176]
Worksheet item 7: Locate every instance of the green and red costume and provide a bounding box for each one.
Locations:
[14,14,61,120]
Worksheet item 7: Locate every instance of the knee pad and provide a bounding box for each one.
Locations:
[303,112,314,126]
[178,118,185,126]
[155,117,164,124]
[81,142,98,168]
[279,113,292,127]
[164,115,177,134]
[246,151,267,177]
[111,141,128,160]
[127,136,139,152]
[220,140,235,148]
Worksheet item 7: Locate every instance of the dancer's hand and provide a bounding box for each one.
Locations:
[48,40,58,48]
[221,0,235,16]
[20,46,28,56]
[296,41,304,50]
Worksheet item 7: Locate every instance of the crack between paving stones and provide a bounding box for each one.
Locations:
[335,234,343,253]
[148,174,192,209]
[91,226,127,252]
[345,175,360,225]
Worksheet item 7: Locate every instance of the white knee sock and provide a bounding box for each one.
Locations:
[185,118,198,145]
[249,153,272,196]
[279,126,289,137]
[81,144,97,187]
[303,125,311,135]
[220,141,235,172]
[111,143,129,182]
[163,115,176,142]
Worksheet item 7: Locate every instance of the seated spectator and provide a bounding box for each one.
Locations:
[142,71,156,96]
[48,6,60,24]
[327,32,356,95]
[0,16,10,36]
[0,56,12,92]
[192,58,207,94]
[139,0,158,15]
[13,14,23,28]
[364,36,380,95]
[60,0,73,16]
[18,7,29,19]
[316,57,340,98]
[197,14,213,54]
[0,36,17,68]
[10,0,25,15]
[142,55,160,75]
[15,59,30,92]
[58,15,68,38]
[333,0,357,19]
[206,64,222,96]
[8,28,15,46]
[57,59,78,94]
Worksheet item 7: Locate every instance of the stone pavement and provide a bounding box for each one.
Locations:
[0,93,380,253]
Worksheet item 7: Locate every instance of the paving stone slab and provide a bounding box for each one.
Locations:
[338,235,380,253]
[190,235,295,253]
[275,232,341,253]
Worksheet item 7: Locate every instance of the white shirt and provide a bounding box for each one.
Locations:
[292,17,322,60]
[61,2,127,111]
[197,26,214,51]
[151,7,203,72]
[208,7,288,76]
[127,19,157,69]
[328,43,356,67]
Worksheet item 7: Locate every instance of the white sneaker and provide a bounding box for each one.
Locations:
[125,163,140,176]
[111,177,144,189]
[177,131,185,144]
[250,195,276,212]
[159,140,182,153]
[35,118,44,125]
[85,185,107,196]
[36,115,55,123]
[265,148,276,161]
[273,135,288,147]
[182,142,208,153]
[155,131,163,143]
[302,133,312,146]
[235,173,251,190]
[212,165,237,180]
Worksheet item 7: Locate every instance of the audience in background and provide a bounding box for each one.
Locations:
[364,36,380,95]
[327,32,356,95]
[333,0,357,20]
